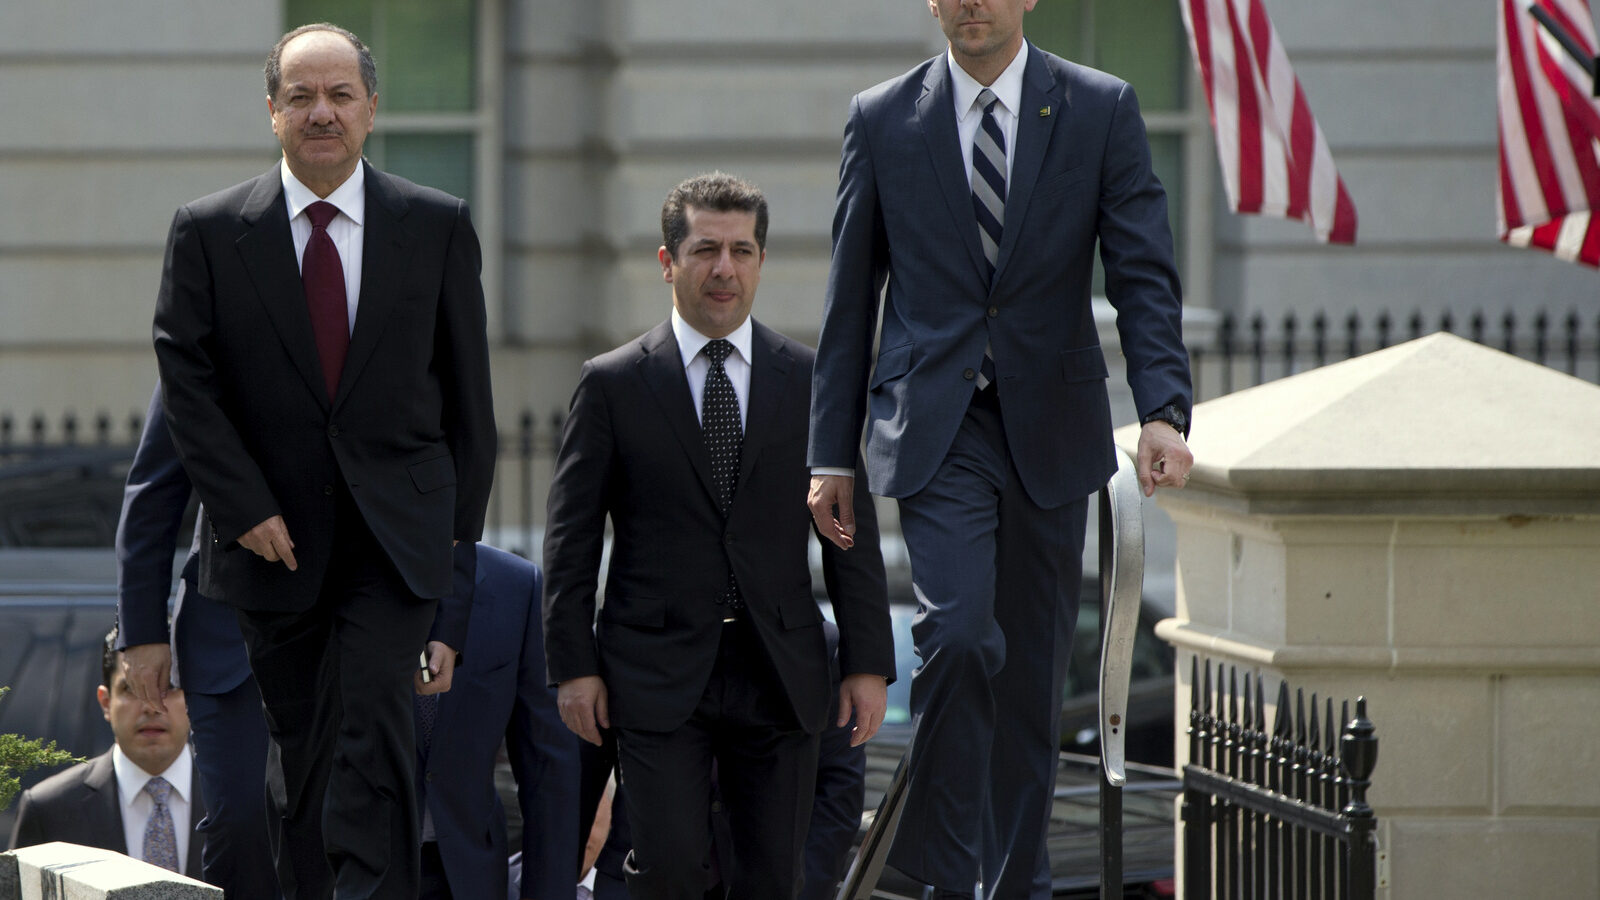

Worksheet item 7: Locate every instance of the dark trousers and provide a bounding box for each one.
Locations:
[887,387,1088,899]
[615,619,820,900]
[187,674,282,898]
[236,494,437,900]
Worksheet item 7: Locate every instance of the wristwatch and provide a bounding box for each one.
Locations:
[1141,403,1189,438]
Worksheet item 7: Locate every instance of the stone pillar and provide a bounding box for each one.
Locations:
[1,842,221,899]
[1118,333,1600,898]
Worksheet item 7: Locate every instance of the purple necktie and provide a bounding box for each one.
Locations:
[302,201,349,401]
[142,776,180,872]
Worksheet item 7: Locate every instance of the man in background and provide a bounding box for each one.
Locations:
[9,628,205,880]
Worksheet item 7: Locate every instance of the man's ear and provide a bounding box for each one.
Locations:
[659,246,675,283]
[97,685,111,721]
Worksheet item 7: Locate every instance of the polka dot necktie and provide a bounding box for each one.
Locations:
[142,776,180,872]
[701,339,744,612]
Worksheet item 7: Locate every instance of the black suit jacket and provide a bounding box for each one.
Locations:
[543,319,894,735]
[152,162,496,635]
[8,750,205,879]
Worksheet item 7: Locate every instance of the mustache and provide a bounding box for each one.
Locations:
[304,126,344,137]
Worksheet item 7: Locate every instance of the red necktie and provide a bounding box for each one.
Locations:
[302,201,349,400]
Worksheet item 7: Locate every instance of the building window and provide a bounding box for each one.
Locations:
[283,0,503,328]
[1028,0,1213,307]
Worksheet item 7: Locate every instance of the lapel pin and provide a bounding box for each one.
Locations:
[1040,106,1051,117]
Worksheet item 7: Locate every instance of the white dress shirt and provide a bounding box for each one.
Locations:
[947,41,1029,186]
[111,743,194,869]
[281,158,365,335]
[671,309,753,429]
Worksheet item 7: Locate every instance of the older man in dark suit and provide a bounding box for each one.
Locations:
[151,22,495,900]
[9,630,205,880]
[543,173,894,900]
[807,1,1195,896]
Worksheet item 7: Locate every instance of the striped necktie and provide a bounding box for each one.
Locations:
[971,88,1005,390]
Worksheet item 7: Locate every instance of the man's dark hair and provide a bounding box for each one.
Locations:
[265,23,378,102]
[101,626,119,690]
[660,172,769,260]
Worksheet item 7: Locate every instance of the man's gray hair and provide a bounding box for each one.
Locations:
[661,172,770,260]
[265,23,378,101]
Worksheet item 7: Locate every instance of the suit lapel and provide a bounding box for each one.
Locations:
[82,752,129,854]
[734,321,793,495]
[993,44,1066,284]
[637,323,721,508]
[235,169,330,410]
[337,162,418,411]
[917,60,990,280]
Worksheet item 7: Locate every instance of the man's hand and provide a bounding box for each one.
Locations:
[838,673,888,747]
[414,641,458,695]
[238,515,298,570]
[556,675,610,747]
[122,643,173,707]
[1135,421,1194,497]
[808,474,857,550]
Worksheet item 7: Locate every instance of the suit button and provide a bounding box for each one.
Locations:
[963,368,976,380]
[323,484,334,497]
[988,306,999,318]
[725,534,735,544]
[328,425,340,437]
[425,772,433,783]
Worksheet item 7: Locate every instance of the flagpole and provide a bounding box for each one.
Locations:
[1523,1,1600,96]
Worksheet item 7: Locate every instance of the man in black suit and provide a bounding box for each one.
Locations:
[806,2,1194,896]
[9,630,205,879]
[543,173,895,900]
[151,23,496,900]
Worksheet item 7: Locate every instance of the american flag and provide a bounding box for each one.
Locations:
[1178,0,1358,244]
[1497,0,1600,268]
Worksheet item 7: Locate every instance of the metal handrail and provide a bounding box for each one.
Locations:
[836,448,1147,900]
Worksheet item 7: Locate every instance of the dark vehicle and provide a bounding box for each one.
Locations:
[0,549,122,839]
[871,583,1176,768]
[859,728,1178,899]
[828,584,1180,898]
[0,447,134,548]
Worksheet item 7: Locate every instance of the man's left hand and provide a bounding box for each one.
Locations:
[414,640,457,695]
[838,673,888,747]
[1136,420,1194,497]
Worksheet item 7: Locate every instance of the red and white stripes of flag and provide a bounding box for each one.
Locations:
[1497,0,1600,268]
[1179,0,1358,244]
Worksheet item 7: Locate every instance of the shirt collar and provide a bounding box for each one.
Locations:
[280,158,366,227]
[111,742,194,806]
[948,40,1029,123]
[671,309,754,370]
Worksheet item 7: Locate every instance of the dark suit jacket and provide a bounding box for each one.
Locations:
[115,384,252,695]
[543,319,895,735]
[809,43,1192,508]
[8,750,205,879]
[418,543,581,900]
[152,161,495,644]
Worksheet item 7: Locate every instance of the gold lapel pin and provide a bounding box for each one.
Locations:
[1040,106,1052,117]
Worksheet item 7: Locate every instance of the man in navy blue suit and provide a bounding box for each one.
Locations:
[807,2,1195,897]
[117,384,281,898]
[415,542,583,900]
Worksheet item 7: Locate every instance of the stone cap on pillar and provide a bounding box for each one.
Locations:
[1115,332,1600,515]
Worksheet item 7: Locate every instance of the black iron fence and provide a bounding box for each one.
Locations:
[1191,307,1600,402]
[4,304,1597,550]
[1181,659,1379,900]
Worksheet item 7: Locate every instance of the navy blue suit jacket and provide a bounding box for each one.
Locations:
[419,543,581,900]
[115,385,251,694]
[809,44,1191,508]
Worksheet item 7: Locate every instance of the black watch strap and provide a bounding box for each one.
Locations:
[1141,403,1189,438]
